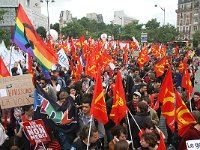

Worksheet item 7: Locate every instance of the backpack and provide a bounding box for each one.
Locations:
[58,78,66,90]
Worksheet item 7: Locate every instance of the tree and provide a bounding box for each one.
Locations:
[122,21,143,40]
[145,19,160,42]
[51,23,60,34]
[36,26,47,39]
[193,30,200,47]
[61,21,85,38]
[155,24,178,43]
[0,29,10,46]
[0,10,5,21]
[0,9,10,46]
[145,18,160,30]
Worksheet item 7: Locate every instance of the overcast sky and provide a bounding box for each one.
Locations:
[41,0,178,26]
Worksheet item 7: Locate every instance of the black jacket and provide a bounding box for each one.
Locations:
[129,112,152,149]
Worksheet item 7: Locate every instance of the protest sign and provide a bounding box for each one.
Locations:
[0,74,34,109]
[57,48,69,70]
[186,140,200,150]
[23,119,50,145]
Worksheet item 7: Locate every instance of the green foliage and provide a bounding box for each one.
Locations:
[145,18,160,30]
[61,21,85,38]
[155,24,178,43]
[145,19,178,43]
[36,26,47,39]
[122,21,143,40]
[0,29,10,46]
[0,9,6,21]
[193,30,200,47]
[50,23,60,34]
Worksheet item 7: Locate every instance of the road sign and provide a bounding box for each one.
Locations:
[141,33,147,43]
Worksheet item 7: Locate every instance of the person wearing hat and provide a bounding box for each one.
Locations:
[127,91,141,116]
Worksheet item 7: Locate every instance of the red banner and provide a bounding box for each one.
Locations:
[23,119,50,145]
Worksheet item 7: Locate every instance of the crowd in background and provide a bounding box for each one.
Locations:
[0,42,200,150]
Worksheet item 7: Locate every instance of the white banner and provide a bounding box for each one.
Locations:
[186,140,200,150]
[0,41,15,70]
[57,48,69,70]
[11,46,25,62]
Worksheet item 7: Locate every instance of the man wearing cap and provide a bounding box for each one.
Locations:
[127,91,141,115]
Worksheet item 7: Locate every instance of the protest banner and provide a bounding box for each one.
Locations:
[57,48,69,70]
[186,140,200,150]
[23,119,50,145]
[0,74,34,109]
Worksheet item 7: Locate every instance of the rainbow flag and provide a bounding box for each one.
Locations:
[13,4,58,70]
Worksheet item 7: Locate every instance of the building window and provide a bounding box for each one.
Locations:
[194,18,198,23]
[180,20,183,26]
[180,27,183,32]
[186,27,189,32]
[181,13,183,18]
[186,19,189,25]
[194,26,198,31]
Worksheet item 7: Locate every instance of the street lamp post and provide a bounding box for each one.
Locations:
[118,16,122,40]
[155,4,165,26]
[118,16,123,27]
[40,0,54,35]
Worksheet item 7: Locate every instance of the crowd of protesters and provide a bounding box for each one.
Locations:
[0,41,200,150]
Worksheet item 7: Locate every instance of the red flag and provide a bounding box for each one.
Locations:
[110,70,128,124]
[154,57,166,77]
[85,51,97,79]
[90,69,108,124]
[182,63,193,98]
[75,58,83,81]
[175,90,196,137]
[0,56,10,77]
[130,41,137,50]
[151,43,160,58]
[69,60,75,78]
[178,61,184,73]
[160,45,166,57]
[158,67,175,132]
[123,46,128,64]
[181,61,193,99]
[27,53,33,74]
[174,45,179,58]
[137,49,150,70]
[101,51,114,68]
[157,132,166,150]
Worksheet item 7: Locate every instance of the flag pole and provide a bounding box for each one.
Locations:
[128,110,141,131]
[8,44,13,73]
[87,115,93,150]
[126,111,135,150]
[189,91,194,112]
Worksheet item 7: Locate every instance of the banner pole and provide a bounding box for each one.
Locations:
[8,44,13,73]
[128,110,141,131]
[86,115,93,150]
[126,111,135,150]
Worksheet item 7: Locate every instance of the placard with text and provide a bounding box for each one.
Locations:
[23,119,50,145]
[0,74,34,109]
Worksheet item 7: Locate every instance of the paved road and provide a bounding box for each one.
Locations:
[194,66,200,92]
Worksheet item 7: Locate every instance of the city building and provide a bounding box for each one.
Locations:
[59,10,74,28]
[86,13,103,23]
[0,0,47,36]
[111,10,137,27]
[176,0,200,40]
